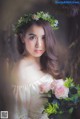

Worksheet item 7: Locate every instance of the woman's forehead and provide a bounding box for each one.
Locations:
[26,25,45,36]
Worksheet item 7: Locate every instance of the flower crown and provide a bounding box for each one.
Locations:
[15,11,59,33]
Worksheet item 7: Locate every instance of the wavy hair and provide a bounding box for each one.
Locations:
[16,19,62,79]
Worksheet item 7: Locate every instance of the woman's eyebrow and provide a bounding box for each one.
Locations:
[28,33,45,37]
[28,33,36,36]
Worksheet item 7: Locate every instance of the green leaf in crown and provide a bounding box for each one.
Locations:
[15,11,59,33]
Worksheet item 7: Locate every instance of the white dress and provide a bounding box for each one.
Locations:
[12,74,54,119]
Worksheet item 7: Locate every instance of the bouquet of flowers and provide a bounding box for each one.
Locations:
[39,77,80,119]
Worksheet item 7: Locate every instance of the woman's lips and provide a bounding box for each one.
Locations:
[34,50,43,53]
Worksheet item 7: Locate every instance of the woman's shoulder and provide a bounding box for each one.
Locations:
[12,57,31,71]
[11,58,30,84]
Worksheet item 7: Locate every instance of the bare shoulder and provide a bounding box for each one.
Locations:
[11,58,30,84]
[12,57,31,72]
[11,57,45,85]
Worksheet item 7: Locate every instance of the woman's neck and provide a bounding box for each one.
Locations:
[22,55,40,65]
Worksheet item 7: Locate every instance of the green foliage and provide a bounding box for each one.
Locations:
[44,103,59,115]
[64,77,74,88]
[34,11,59,29]
[77,84,80,95]
[69,108,74,114]
[43,76,80,117]
[15,11,59,33]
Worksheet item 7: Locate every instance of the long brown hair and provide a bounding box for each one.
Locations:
[16,19,62,79]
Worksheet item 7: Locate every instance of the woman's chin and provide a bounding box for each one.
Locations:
[32,53,43,57]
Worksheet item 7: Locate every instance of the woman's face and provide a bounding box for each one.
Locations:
[22,25,46,58]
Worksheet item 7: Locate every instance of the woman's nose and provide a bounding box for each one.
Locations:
[35,39,42,48]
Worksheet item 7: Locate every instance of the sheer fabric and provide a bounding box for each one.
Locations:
[12,74,54,119]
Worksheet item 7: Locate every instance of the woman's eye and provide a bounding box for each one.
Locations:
[29,36,35,40]
[42,36,45,40]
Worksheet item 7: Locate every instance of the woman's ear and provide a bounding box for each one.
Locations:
[19,34,24,43]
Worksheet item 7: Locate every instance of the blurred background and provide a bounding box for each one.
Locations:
[0,0,80,118]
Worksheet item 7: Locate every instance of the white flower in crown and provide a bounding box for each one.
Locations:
[54,20,58,27]
[32,14,39,20]
[43,13,50,18]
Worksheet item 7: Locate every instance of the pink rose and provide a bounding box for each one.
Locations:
[50,79,69,99]
[54,79,64,87]
[54,85,69,99]
[39,83,51,93]
[50,79,64,91]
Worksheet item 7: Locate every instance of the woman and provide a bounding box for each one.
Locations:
[12,11,62,119]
